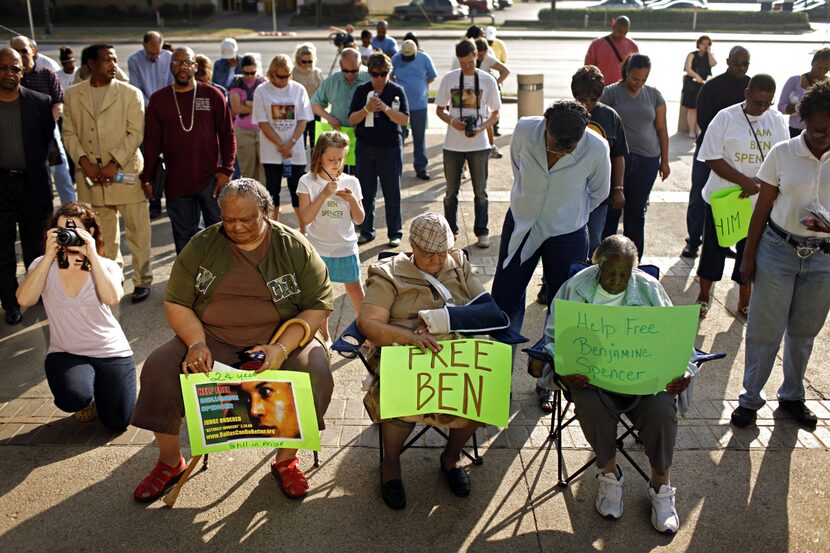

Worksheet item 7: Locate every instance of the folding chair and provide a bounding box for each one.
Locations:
[523,262,727,487]
[331,250,526,467]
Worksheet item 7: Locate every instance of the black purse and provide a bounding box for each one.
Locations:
[47,138,63,166]
[152,155,166,198]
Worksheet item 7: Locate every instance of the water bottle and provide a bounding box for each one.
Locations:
[283,159,292,178]
[392,96,400,112]
[365,91,376,127]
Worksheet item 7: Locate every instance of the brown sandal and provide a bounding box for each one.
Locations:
[134,457,188,502]
[271,458,309,500]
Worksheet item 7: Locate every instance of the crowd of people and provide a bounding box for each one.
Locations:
[2,15,829,534]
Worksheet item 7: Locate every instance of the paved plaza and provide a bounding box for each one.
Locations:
[1,87,829,551]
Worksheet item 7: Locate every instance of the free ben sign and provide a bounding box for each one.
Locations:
[379,339,512,428]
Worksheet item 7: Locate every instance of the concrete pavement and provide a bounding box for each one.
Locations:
[1,104,829,553]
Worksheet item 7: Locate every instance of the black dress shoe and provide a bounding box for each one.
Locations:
[381,478,407,510]
[681,243,699,259]
[416,170,430,180]
[4,307,22,325]
[730,405,757,428]
[440,454,471,497]
[131,287,151,304]
[536,284,548,306]
[778,400,818,428]
[725,247,737,259]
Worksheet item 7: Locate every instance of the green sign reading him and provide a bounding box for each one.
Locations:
[314,122,356,166]
[379,339,512,428]
[553,300,699,395]
[709,186,754,247]
[180,369,320,455]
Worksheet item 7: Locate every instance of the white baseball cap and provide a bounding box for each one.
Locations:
[220,37,238,59]
[485,26,497,41]
[401,39,418,57]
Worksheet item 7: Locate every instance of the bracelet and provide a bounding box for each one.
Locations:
[274,341,289,362]
[364,106,371,114]
[188,341,205,351]
[612,187,624,191]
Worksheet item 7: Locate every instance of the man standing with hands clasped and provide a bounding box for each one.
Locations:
[62,44,153,304]
[142,47,236,254]
[435,38,501,249]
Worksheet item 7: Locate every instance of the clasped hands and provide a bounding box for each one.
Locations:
[560,373,692,395]
[181,342,288,376]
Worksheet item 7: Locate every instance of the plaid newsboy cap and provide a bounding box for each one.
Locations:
[409,212,455,253]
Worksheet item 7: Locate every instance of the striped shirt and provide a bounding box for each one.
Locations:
[21,67,63,105]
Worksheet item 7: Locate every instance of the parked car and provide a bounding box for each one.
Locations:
[459,0,492,14]
[393,0,470,21]
[493,0,513,9]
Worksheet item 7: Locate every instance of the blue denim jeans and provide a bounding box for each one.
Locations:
[491,210,589,336]
[603,153,660,259]
[740,226,830,410]
[685,146,711,248]
[356,143,403,240]
[45,352,136,432]
[587,202,609,259]
[403,108,428,173]
[443,148,490,237]
[165,182,222,254]
[51,126,76,204]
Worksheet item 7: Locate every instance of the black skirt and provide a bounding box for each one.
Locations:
[682,76,703,109]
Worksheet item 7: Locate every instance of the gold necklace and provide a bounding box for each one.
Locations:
[172,84,197,133]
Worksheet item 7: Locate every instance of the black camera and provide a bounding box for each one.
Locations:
[462,116,477,138]
[56,226,84,247]
[329,32,346,49]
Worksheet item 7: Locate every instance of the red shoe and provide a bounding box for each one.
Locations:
[271,457,309,500]
[134,457,188,502]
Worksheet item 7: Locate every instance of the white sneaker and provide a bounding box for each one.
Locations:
[476,235,490,249]
[648,483,680,534]
[595,466,624,520]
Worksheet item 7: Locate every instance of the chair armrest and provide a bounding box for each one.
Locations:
[692,348,727,367]
[332,320,366,357]
[522,336,549,361]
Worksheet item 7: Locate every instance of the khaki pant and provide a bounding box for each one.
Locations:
[95,201,152,288]
[235,127,264,183]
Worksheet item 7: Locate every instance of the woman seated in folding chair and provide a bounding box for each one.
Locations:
[357,212,485,511]
[540,235,690,535]
[131,178,334,502]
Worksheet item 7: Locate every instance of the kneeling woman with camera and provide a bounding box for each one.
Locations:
[16,202,136,432]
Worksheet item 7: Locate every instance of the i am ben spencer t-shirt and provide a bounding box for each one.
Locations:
[296,172,363,258]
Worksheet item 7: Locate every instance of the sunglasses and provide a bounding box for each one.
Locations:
[370,71,388,78]
[243,70,257,76]
[340,67,359,74]
[733,60,750,68]
[272,73,291,80]
[746,99,773,109]
[0,64,23,75]
[300,60,313,65]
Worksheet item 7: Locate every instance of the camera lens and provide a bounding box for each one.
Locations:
[56,228,84,247]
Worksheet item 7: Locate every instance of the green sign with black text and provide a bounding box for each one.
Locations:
[553,300,699,395]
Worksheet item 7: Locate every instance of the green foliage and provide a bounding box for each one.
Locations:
[295,1,369,22]
[533,8,809,31]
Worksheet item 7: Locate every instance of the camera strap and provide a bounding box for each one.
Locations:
[742,105,765,162]
[458,69,480,124]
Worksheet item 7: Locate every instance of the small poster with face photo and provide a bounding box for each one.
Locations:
[180,364,320,454]
[450,87,482,110]
[270,102,296,132]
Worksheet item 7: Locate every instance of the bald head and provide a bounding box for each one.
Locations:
[9,36,34,71]
[0,48,23,94]
[727,46,751,79]
[143,31,164,61]
[611,16,630,40]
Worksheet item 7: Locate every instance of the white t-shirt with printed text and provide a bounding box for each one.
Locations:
[252,80,313,164]
[435,68,501,152]
[698,103,789,206]
[296,172,364,257]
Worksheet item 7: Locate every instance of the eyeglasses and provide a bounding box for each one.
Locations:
[370,71,388,78]
[340,67,359,74]
[172,60,196,68]
[299,60,313,65]
[0,64,23,75]
[575,95,599,105]
[746,99,773,109]
[14,48,30,55]
[271,73,291,80]
[243,70,257,76]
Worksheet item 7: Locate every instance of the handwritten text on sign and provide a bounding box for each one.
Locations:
[710,186,753,248]
[379,339,512,428]
[553,300,699,395]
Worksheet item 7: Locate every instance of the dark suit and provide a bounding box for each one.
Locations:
[0,86,55,310]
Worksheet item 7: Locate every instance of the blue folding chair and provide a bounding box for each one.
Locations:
[332,250,527,466]
[523,262,727,487]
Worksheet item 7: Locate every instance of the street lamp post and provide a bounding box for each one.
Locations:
[26,0,36,40]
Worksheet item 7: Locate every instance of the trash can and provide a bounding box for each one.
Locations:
[517,74,544,118]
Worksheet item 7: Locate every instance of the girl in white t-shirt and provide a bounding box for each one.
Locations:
[297,131,366,344]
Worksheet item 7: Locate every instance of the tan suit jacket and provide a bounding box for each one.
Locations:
[62,78,145,205]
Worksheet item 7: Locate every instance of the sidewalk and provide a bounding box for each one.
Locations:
[0,105,828,553]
